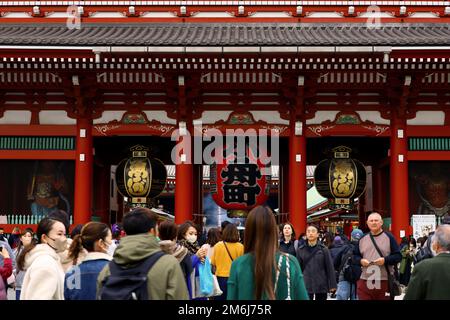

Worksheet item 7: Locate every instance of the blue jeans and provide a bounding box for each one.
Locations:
[336,281,357,300]
[16,290,21,300]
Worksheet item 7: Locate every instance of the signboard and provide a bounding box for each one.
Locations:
[412,214,436,240]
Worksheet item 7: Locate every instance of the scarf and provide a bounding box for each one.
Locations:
[159,240,189,262]
[178,239,200,255]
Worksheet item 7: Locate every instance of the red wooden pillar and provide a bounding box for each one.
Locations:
[280,152,290,223]
[372,165,384,213]
[289,118,307,235]
[74,117,93,225]
[192,164,203,226]
[175,121,193,224]
[390,114,410,241]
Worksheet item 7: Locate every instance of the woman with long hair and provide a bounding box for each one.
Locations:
[279,222,298,257]
[227,206,309,300]
[14,228,35,300]
[17,217,67,300]
[64,222,112,300]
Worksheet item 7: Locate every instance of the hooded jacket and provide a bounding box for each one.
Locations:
[20,244,65,300]
[96,233,189,300]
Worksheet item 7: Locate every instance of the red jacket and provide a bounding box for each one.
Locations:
[0,257,12,281]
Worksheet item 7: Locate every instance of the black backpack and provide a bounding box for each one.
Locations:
[99,251,165,300]
[339,246,361,283]
[414,234,433,264]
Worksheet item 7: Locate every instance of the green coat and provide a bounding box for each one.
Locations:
[227,252,309,300]
[404,253,450,300]
[97,233,189,300]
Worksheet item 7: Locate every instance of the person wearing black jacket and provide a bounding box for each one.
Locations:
[335,229,364,300]
[279,222,298,257]
[296,224,337,300]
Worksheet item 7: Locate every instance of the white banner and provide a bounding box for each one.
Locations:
[412,215,436,240]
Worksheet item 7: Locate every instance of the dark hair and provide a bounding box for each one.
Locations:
[206,228,222,246]
[280,222,296,241]
[70,224,84,239]
[221,221,231,231]
[69,222,110,264]
[17,218,62,271]
[417,236,428,248]
[244,206,278,300]
[177,221,199,241]
[158,221,178,241]
[123,208,157,235]
[47,209,70,232]
[15,228,35,259]
[222,224,240,243]
[306,224,320,232]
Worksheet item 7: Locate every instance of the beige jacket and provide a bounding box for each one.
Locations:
[20,244,65,300]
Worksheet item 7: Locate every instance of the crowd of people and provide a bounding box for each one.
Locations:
[0,208,449,300]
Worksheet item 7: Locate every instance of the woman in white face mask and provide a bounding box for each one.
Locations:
[177,221,207,300]
[64,222,113,300]
[16,218,67,300]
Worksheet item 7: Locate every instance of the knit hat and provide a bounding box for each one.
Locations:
[333,236,343,245]
[351,229,364,241]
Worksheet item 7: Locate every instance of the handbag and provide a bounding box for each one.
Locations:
[274,253,291,300]
[197,257,214,297]
[369,234,401,297]
[211,275,223,297]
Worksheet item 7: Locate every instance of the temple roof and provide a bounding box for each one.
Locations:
[0,23,450,46]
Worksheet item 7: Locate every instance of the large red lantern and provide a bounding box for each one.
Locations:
[210,146,270,211]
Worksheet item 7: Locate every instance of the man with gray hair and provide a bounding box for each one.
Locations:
[404,225,450,300]
[354,212,401,300]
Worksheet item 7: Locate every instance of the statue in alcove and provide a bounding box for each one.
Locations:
[27,161,71,217]
[414,162,450,220]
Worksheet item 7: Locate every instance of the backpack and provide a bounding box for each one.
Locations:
[99,251,165,300]
[414,234,433,264]
[339,246,361,284]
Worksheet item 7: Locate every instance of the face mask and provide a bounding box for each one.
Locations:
[186,235,197,244]
[47,236,67,253]
[106,241,116,257]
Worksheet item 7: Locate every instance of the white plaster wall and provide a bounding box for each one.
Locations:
[200,111,233,124]
[93,111,127,124]
[407,111,445,125]
[356,111,390,125]
[39,111,76,125]
[0,110,31,124]
[143,111,177,124]
[250,111,289,124]
[306,111,339,124]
